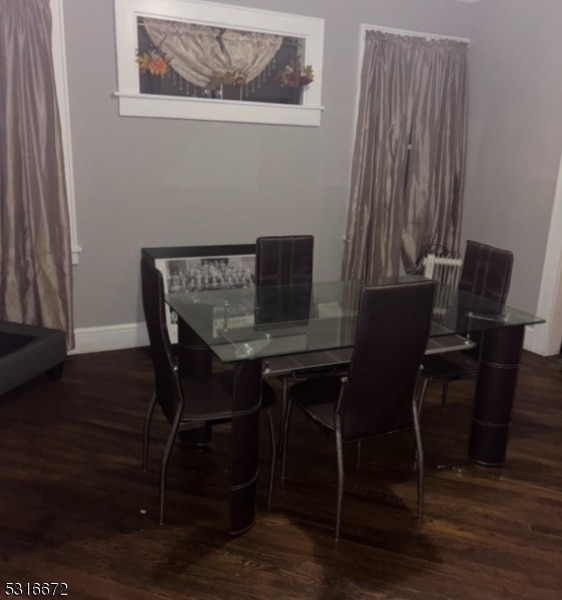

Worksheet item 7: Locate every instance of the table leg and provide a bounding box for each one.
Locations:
[230,359,262,535]
[177,319,262,534]
[177,319,214,445]
[469,324,525,466]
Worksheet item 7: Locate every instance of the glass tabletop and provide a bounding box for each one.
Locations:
[166,277,545,363]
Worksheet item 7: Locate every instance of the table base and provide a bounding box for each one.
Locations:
[469,324,525,466]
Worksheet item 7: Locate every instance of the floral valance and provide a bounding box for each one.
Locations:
[143,18,283,88]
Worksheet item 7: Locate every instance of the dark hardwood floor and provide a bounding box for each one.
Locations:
[0,347,561,599]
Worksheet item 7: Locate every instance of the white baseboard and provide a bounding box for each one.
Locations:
[523,325,534,352]
[525,323,560,356]
[524,324,559,356]
[70,322,148,355]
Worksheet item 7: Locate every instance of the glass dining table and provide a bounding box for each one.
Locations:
[167,275,544,535]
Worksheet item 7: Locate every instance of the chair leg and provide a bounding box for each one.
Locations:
[417,377,430,417]
[414,376,429,472]
[412,399,425,517]
[266,409,276,510]
[160,408,182,526]
[441,380,449,408]
[281,395,294,480]
[335,420,345,541]
[277,376,289,460]
[143,391,157,472]
[356,441,361,471]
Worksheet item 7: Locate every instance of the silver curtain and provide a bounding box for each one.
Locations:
[342,31,468,281]
[0,0,74,347]
[144,19,283,88]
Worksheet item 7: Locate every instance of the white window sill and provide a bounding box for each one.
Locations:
[114,92,324,127]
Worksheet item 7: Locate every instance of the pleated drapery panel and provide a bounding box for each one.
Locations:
[401,38,468,273]
[342,30,468,282]
[0,0,74,348]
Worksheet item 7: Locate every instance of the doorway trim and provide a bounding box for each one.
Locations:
[533,148,562,355]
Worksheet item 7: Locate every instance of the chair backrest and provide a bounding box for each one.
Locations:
[255,235,314,287]
[339,280,436,442]
[141,256,181,424]
[254,284,312,327]
[458,240,513,305]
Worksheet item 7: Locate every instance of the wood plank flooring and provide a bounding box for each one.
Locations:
[0,347,561,599]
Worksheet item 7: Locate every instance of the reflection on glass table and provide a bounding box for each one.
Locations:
[167,278,543,363]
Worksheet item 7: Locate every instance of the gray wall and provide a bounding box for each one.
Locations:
[462,0,562,313]
[63,0,471,328]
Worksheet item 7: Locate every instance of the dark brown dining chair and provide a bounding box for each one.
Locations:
[280,279,436,540]
[419,240,514,409]
[255,236,352,476]
[140,256,277,524]
[458,240,513,303]
[255,235,314,287]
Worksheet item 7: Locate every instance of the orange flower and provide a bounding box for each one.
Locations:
[277,60,314,88]
[136,50,169,78]
[149,56,168,77]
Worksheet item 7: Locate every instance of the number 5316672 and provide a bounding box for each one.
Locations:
[4,583,68,596]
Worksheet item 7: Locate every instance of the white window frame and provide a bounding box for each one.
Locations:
[113,0,325,127]
[51,0,82,265]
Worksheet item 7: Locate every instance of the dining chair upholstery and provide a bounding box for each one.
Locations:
[140,256,276,524]
[458,240,513,304]
[255,236,351,475]
[255,235,314,287]
[280,280,436,540]
[420,240,514,409]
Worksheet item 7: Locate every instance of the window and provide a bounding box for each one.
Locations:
[114,0,325,126]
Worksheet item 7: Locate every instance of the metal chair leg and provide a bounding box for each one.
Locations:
[267,409,276,510]
[412,398,425,517]
[277,376,289,459]
[335,420,345,541]
[281,395,294,480]
[414,376,429,472]
[143,391,157,472]
[417,377,430,417]
[159,408,182,526]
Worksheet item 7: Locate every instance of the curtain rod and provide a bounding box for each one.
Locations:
[361,24,470,45]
